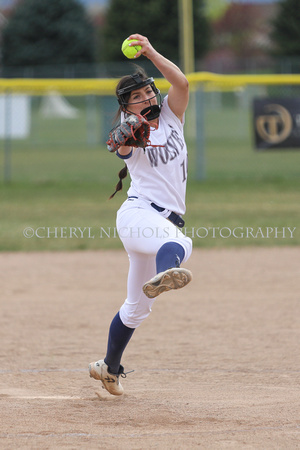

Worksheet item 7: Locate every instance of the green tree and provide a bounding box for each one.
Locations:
[2,0,96,67]
[101,0,210,64]
[270,0,300,57]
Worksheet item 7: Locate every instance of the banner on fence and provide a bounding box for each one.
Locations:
[0,95,30,139]
[253,97,300,150]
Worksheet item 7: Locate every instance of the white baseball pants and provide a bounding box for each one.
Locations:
[116,197,192,328]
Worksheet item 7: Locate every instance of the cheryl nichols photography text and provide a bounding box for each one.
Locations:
[23,226,297,240]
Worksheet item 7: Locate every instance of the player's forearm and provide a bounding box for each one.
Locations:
[118,145,132,156]
[127,34,189,92]
[148,50,189,119]
[148,50,189,91]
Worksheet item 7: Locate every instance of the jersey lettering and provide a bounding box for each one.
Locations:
[147,147,159,166]
[146,126,185,167]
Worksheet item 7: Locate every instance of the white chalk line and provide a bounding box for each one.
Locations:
[0,424,299,440]
[0,368,87,374]
[1,367,300,375]
[3,395,85,400]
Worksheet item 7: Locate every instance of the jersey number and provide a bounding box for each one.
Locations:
[180,157,188,182]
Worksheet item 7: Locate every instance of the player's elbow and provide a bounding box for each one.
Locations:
[180,77,189,93]
[179,80,189,102]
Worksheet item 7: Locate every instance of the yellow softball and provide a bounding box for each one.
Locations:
[121,38,142,59]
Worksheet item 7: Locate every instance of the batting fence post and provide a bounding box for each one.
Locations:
[86,94,98,146]
[4,89,12,183]
[195,85,206,181]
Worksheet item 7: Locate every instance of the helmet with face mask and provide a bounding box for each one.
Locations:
[117,73,162,121]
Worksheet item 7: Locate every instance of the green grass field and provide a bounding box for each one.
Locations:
[0,100,299,251]
[1,178,299,251]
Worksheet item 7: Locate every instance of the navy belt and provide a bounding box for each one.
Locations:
[128,196,184,228]
[151,202,185,228]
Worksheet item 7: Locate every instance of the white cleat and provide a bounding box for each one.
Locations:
[142,268,193,299]
[89,360,124,396]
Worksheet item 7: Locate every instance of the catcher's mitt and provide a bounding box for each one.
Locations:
[106,114,151,153]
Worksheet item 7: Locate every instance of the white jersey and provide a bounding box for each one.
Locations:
[124,95,188,215]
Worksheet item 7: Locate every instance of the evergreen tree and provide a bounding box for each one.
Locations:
[2,0,96,67]
[101,0,210,64]
[270,0,300,56]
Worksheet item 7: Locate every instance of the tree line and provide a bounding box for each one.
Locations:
[0,0,299,73]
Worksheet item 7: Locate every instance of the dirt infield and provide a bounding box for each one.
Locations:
[0,247,299,449]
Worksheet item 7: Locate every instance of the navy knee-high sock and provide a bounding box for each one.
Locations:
[156,242,185,273]
[104,312,135,375]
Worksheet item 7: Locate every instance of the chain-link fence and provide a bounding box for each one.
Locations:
[0,73,300,184]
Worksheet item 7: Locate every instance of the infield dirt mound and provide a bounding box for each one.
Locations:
[0,247,299,449]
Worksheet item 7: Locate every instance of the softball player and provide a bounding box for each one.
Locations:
[89,34,193,395]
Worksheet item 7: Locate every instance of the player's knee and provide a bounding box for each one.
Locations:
[183,236,193,262]
[119,302,152,328]
[171,236,192,263]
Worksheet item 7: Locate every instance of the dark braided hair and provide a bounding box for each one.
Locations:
[109,66,149,199]
[109,164,128,199]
